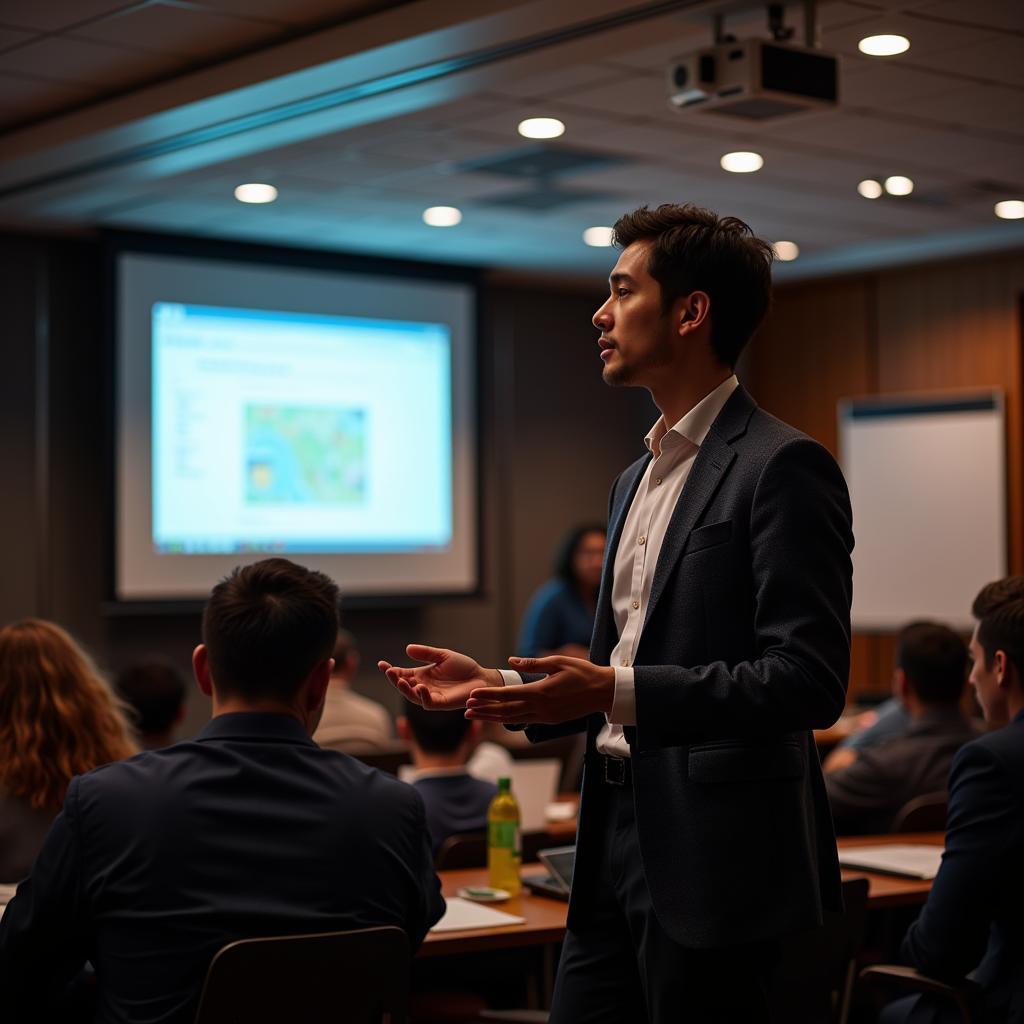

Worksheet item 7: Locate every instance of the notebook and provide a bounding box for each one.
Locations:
[837,844,943,879]
[430,897,526,932]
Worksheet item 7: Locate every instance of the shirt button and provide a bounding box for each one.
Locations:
[632,600,639,609]
[621,659,629,667]
[638,535,646,545]
[656,477,662,485]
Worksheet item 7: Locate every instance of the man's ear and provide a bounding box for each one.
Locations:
[676,290,711,335]
[193,644,213,698]
[893,668,910,706]
[304,658,333,712]
[993,650,1009,689]
[396,716,410,742]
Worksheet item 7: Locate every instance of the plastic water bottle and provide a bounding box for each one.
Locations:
[487,777,521,896]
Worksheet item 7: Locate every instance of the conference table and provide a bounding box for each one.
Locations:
[421,831,943,957]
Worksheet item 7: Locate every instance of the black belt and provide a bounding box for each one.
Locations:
[599,754,632,786]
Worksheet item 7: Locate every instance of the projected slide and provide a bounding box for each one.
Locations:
[152,302,451,554]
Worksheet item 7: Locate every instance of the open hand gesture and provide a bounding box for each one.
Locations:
[378,644,502,711]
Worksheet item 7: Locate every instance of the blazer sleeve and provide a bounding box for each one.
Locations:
[0,778,90,1012]
[900,741,1015,981]
[634,436,853,743]
[400,787,446,949]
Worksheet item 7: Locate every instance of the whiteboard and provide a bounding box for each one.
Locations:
[839,392,1006,631]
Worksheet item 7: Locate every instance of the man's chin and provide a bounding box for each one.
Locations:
[602,363,631,387]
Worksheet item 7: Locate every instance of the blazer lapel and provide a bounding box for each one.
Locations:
[642,386,755,630]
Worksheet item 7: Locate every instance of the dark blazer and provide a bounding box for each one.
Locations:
[901,709,1024,1023]
[0,712,445,1024]
[826,709,982,835]
[527,384,854,948]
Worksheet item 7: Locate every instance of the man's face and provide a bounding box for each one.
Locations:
[572,530,606,590]
[968,625,1008,725]
[592,241,678,388]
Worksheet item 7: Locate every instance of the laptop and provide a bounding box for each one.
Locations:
[523,845,576,901]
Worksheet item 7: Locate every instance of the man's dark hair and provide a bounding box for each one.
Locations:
[115,662,186,737]
[896,621,967,705]
[202,558,340,701]
[612,203,775,368]
[404,701,472,754]
[971,575,1024,619]
[553,523,606,585]
[976,596,1024,678]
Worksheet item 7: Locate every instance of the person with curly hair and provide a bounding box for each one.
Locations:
[0,619,138,882]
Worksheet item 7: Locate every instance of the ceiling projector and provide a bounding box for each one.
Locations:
[668,38,838,119]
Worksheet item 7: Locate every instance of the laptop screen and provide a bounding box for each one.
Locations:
[538,845,576,891]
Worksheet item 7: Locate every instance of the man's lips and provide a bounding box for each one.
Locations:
[598,338,616,360]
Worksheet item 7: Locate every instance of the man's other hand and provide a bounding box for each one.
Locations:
[465,655,615,725]
[378,645,501,711]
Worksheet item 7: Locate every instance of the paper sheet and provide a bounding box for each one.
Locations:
[837,844,944,879]
[430,896,526,933]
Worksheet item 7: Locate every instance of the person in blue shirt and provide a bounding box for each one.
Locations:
[517,524,606,659]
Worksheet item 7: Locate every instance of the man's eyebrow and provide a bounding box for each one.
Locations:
[609,272,636,286]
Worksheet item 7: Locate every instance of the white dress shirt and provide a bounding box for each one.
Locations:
[502,375,739,759]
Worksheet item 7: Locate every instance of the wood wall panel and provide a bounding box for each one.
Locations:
[747,248,1024,702]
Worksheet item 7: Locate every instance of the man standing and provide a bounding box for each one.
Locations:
[381,203,853,1022]
[2,558,443,1024]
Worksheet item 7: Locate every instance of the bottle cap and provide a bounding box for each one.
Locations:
[497,777,511,791]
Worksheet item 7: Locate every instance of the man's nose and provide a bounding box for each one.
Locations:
[593,303,611,329]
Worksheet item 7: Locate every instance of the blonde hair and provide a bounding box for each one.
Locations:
[0,619,139,810]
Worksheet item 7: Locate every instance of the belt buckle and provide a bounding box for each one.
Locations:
[604,756,626,786]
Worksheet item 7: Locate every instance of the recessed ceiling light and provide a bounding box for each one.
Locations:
[720,151,763,173]
[234,183,278,204]
[518,117,565,140]
[774,241,800,261]
[884,175,914,196]
[858,34,910,56]
[422,206,462,227]
[583,226,614,247]
[994,200,1024,220]
[857,179,883,199]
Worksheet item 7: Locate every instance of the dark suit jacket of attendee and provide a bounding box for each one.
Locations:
[523,384,854,949]
[826,709,983,835]
[411,771,498,855]
[901,709,1024,1023]
[0,712,445,1024]
[0,788,58,883]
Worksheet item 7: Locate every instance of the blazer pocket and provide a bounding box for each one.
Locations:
[688,740,804,783]
[686,519,732,555]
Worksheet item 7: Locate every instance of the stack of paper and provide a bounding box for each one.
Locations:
[430,897,526,933]
[838,844,944,879]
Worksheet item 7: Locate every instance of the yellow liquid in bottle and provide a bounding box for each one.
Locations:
[487,780,521,896]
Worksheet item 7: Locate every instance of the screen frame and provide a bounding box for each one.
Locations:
[102,228,483,612]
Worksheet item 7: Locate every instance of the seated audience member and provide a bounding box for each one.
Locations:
[517,523,605,659]
[313,629,394,753]
[826,621,978,834]
[399,701,497,854]
[882,578,1024,1024]
[0,620,137,882]
[0,558,444,1024]
[115,661,187,749]
[823,696,910,772]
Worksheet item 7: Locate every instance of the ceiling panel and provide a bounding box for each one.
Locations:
[0,34,187,87]
[905,34,1024,87]
[73,4,287,60]
[0,0,135,32]
[916,0,1024,33]
[197,0,409,27]
[0,25,37,50]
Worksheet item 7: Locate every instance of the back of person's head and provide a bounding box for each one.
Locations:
[896,621,968,705]
[202,558,340,703]
[0,619,138,810]
[115,662,187,742]
[553,524,606,587]
[403,701,472,755]
[331,629,359,676]
[612,203,775,368]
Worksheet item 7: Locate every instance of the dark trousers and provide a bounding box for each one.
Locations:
[550,781,777,1024]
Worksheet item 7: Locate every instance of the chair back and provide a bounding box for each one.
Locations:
[891,791,948,833]
[349,746,413,776]
[194,926,409,1024]
[436,830,487,870]
[768,877,870,1024]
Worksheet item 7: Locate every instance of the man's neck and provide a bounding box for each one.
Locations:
[649,368,732,442]
[211,696,305,724]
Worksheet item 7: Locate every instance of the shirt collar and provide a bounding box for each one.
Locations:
[405,765,474,784]
[645,374,739,455]
[195,711,316,745]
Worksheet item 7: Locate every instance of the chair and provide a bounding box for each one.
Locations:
[193,926,409,1024]
[857,964,976,1023]
[891,791,948,833]
[768,877,870,1024]
[435,830,554,870]
[350,745,413,776]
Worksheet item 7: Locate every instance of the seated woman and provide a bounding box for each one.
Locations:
[517,523,606,659]
[0,619,138,882]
